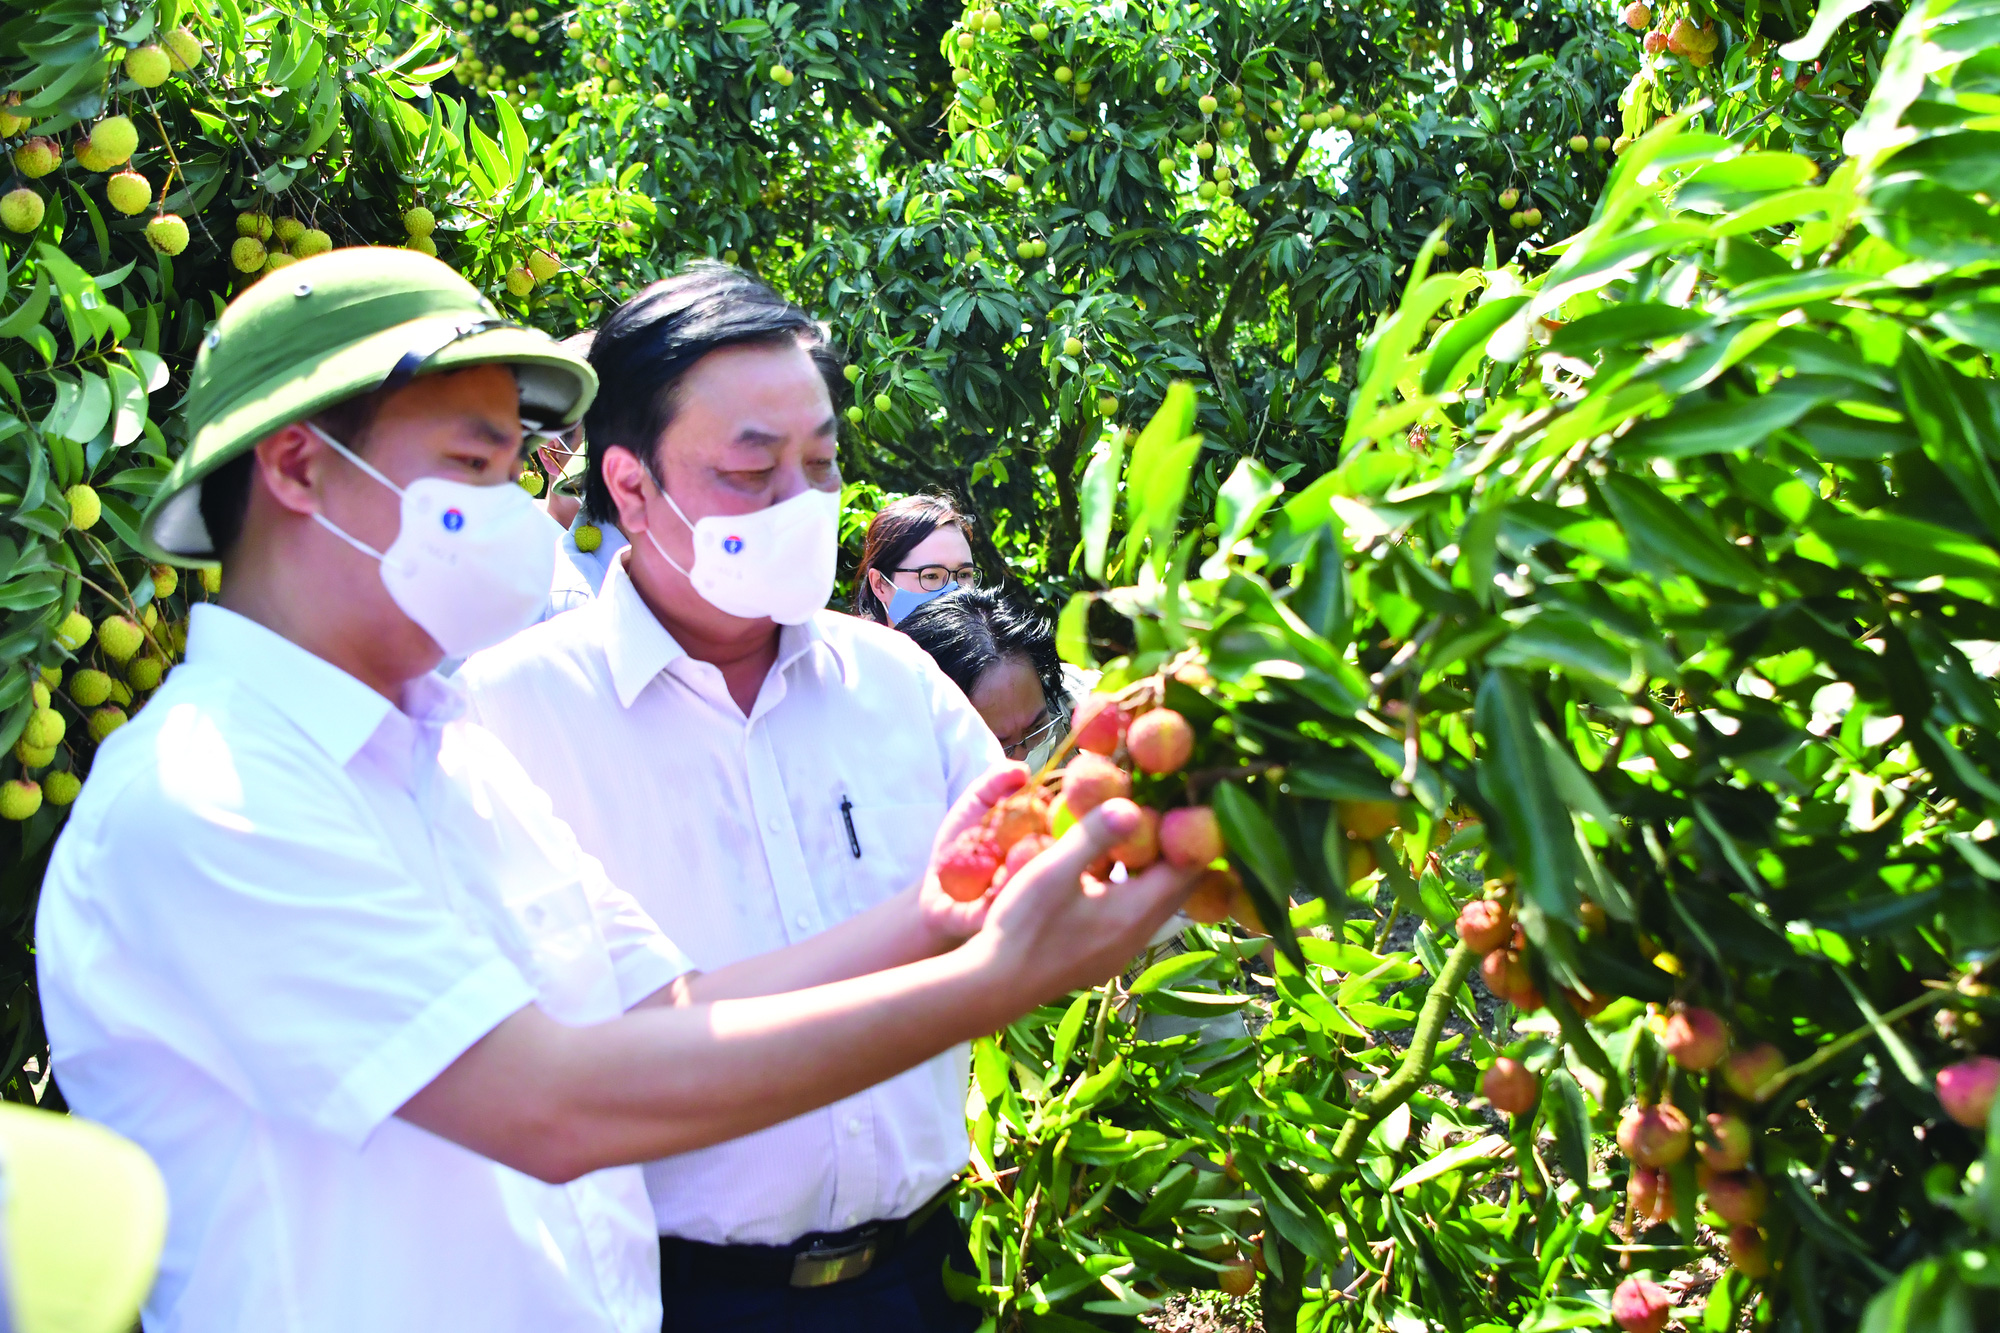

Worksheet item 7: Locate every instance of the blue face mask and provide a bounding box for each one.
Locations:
[886,583,959,626]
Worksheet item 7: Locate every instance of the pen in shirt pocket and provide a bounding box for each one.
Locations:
[839,795,862,858]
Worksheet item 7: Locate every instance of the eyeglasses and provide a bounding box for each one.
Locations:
[893,563,979,592]
[1002,712,1063,761]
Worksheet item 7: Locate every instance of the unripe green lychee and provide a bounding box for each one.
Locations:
[1569,134,1589,153]
[13,739,54,768]
[87,706,127,742]
[44,770,80,806]
[844,405,863,423]
[1054,65,1072,83]
[90,115,139,166]
[105,171,151,215]
[1062,336,1084,357]
[124,44,172,87]
[574,524,603,553]
[230,237,265,272]
[30,681,48,710]
[22,706,64,750]
[144,213,189,255]
[264,251,297,271]
[1199,94,1218,115]
[873,392,892,412]
[72,140,116,173]
[163,26,204,71]
[127,656,164,692]
[54,612,92,652]
[768,64,793,86]
[0,95,27,137]
[842,363,861,383]
[406,236,437,257]
[526,248,560,282]
[106,679,131,706]
[97,615,143,663]
[150,565,178,598]
[1029,21,1049,39]
[272,215,305,245]
[13,138,60,179]
[517,468,544,496]
[403,205,436,237]
[1593,135,1611,151]
[68,669,112,707]
[39,666,59,689]
[236,210,272,239]
[292,227,332,257]
[0,779,42,821]
[65,484,101,531]
[505,265,535,297]
[0,188,44,234]
[200,566,221,594]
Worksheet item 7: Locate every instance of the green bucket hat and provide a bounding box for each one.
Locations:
[143,246,598,564]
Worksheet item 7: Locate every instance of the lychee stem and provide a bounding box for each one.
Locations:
[1328,941,1477,1167]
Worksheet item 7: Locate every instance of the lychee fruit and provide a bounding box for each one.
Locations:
[1644,28,1671,54]
[272,215,305,245]
[65,483,101,531]
[406,236,437,257]
[1339,799,1403,841]
[0,779,42,821]
[1456,899,1512,954]
[1699,1112,1753,1172]
[144,213,190,255]
[1611,1276,1672,1333]
[1722,1044,1786,1102]
[1184,867,1238,924]
[1217,1256,1255,1297]
[124,43,173,87]
[575,524,603,553]
[527,248,560,282]
[0,94,27,136]
[1622,1,1652,29]
[0,188,44,234]
[1618,1103,1691,1168]
[1705,1172,1767,1226]
[236,210,272,239]
[993,832,1052,888]
[1160,805,1223,868]
[1070,694,1127,755]
[1663,1006,1728,1070]
[1496,186,1519,210]
[1628,1165,1672,1225]
[150,564,179,598]
[13,739,53,768]
[937,825,1003,902]
[292,227,332,257]
[105,170,151,215]
[1061,751,1130,816]
[1482,1056,1538,1114]
[1728,1226,1770,1278]
[127,656,164,692]
[230,237,267,273]
[54,611,92,651]
[89,115,139,166]
[96,615,143,663]
[404,205,437,237]
[1127,707,1194,774]
[1109,805,1161,871]
[163,26,204,71]
[1937,1055,2000,1128]
[988,790,1050,853]
[22,706,64,750]
[505,265,535,297]
[43,770,81,806]
[13,137,60,179]
[67,668,112,707]
[1480,946,1530,1000]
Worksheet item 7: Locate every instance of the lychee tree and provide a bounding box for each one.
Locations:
[967,1,2000,1327]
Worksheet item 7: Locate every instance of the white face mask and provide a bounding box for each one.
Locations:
[307,422,561,657]
[644,480,839,625]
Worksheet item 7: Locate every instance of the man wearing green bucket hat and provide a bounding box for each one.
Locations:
[34,249,1194,1331]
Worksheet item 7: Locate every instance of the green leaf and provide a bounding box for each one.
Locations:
[1599,473,1760,592]
[1387,1132,1511,1192]
[1129,950,1217,994]
[1079,427,1125,580]
[1814,514,2000,586]
[1544,1070,1593,1185]
[1779,0,1880,60]
[1120,382,1201,569]
[1475,669,1580,930]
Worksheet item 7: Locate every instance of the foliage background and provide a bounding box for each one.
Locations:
[4,0,1995,1330]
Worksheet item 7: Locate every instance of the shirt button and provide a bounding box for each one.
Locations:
[767,815,783,832]
[845,1212,860,1227]
[795,912,812,930]
[846,1118,863,1137]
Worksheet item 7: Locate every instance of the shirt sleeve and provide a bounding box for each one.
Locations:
[80,730,536,1147]
[577,848,698,1008]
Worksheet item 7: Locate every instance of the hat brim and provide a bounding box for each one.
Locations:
[145,319,596,563]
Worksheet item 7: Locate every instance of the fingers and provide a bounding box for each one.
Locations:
[1023,796,1144,888]
[932,763,1029,851]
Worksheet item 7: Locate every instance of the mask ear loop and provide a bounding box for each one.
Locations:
[304,420,399,561]
[638,462,701,581]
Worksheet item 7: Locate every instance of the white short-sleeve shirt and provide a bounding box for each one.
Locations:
[460,556,1003,1244]
[37,605,692,1333]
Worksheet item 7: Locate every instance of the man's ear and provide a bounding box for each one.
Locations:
[598,444,654,534]
[252,424,332,518]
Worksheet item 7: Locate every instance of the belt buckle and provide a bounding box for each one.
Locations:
[788,1237,877,1288]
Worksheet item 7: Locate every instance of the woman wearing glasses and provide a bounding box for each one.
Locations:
[897,589,1075,771]
[853,494,981,625]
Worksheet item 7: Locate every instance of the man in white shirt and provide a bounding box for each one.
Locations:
[35,248,1193,1333]
[458,263,1003,1331]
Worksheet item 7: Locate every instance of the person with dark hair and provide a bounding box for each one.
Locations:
[458,261,1114,1332]
[897,589,1068,768]
[852,494,978,625]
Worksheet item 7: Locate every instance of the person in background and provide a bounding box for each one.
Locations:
[852,494,979,626]
[897,589,1069,770]
[545,330,630,618]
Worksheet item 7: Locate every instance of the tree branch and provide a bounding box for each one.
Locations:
[1328,940,1477,1167]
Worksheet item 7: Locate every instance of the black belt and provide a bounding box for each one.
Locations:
[658,1187,956,1290]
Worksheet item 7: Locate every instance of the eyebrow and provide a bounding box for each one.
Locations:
[465,417,516,446]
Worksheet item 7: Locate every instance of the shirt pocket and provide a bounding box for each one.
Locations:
[836,799,947,917]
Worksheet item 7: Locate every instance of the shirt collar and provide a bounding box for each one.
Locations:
[598,554,850,708]
[183,604,463,765]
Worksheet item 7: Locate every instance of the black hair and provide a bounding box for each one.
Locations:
[200,388,390,562]
[581,261,839,524]
[897,587,1065,720]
